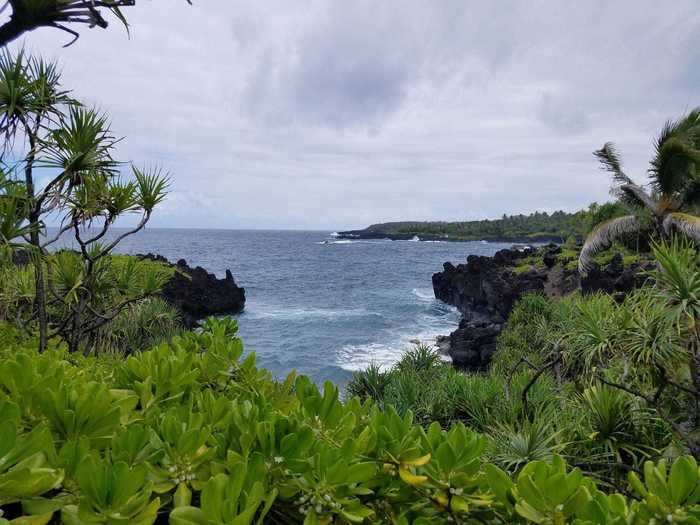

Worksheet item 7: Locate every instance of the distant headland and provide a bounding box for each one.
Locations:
[336,208,600,244]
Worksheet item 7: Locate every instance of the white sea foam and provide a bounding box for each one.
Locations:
[336,316,458,372]
[314,239,378,245]
[411,288,435,301]
[246,307,378,320]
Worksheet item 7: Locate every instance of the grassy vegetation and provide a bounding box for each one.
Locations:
[511,255,547,274]
[557,244,642,272]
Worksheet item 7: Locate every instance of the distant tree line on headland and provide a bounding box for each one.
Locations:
[359,201,628,242]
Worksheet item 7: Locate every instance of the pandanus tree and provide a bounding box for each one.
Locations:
[0,0,131,47]
[0,0,190,47]
[0,49,171,353]
[578,109,700,274]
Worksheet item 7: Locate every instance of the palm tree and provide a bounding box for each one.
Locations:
[579,109,700,274]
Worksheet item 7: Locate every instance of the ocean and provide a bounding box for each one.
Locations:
[54,229,509,384]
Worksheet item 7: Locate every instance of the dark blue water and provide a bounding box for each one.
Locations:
[55,229,508,384]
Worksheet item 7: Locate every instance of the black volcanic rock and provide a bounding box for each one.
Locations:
[580,255,652,302]
[13,250,246,329]
[446,319,503,372]
[433,246,651,369]
[140,254,245,328]
[432,247,552,325]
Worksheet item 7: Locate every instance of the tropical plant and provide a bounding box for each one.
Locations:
[591,240,700,456]
[394,344,443,373]
[564,294,621,375]
[579,109,700,274]
[100,297,181,353]
[0,0,193,48]
[60,456,160,525]
[0,50,172,353]
[346,362,390,404]
[0,319,699,524]
[578,385,659,466]
[488,410,563,473]
[627,456,700,523]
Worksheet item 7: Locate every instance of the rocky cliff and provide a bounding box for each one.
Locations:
[140,255,246,328]
[432,245,651,370]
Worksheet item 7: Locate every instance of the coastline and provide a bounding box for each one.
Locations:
[335,230,565,244]
[430,244,652,370]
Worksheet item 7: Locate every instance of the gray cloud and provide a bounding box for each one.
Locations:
[538,92,590,135]
[7,0,700,229]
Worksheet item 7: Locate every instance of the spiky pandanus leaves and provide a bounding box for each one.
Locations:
[578,215,641,274]
[40,106,119,182]
[0,170,33,244]
[651,239,700,331]
[0,0,134,48]
[132,165,169,213]
[0,50,72,163]
[0,0,195,48]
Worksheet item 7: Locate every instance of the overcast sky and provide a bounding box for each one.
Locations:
[10,1,700,230]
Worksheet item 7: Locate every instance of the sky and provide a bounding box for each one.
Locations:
[8,1,700,230]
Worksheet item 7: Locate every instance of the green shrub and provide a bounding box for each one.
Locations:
[346,363,390,404]
[0,320,698,524]
[97,297,182,354]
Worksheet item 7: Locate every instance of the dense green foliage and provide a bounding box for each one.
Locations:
[350,240,700,491]
[356,202,628,242]
[0,250,180,354]
[0,50,171,353]
[0,318,699,525]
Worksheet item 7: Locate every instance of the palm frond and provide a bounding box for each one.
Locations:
[662,212,700,242]
[649,137,700,197]
[655,108,700,150]
[594,142,633,186]
[650,109,700,197]
[613,183,658,214]
[578,215,640,275]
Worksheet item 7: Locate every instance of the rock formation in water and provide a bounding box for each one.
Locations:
[140,254,246,328]
[13,250,245,328]
[432,244,651,370]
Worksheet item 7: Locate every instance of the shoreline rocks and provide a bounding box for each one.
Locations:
[432,244,651,370]
[140,254,246,328]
